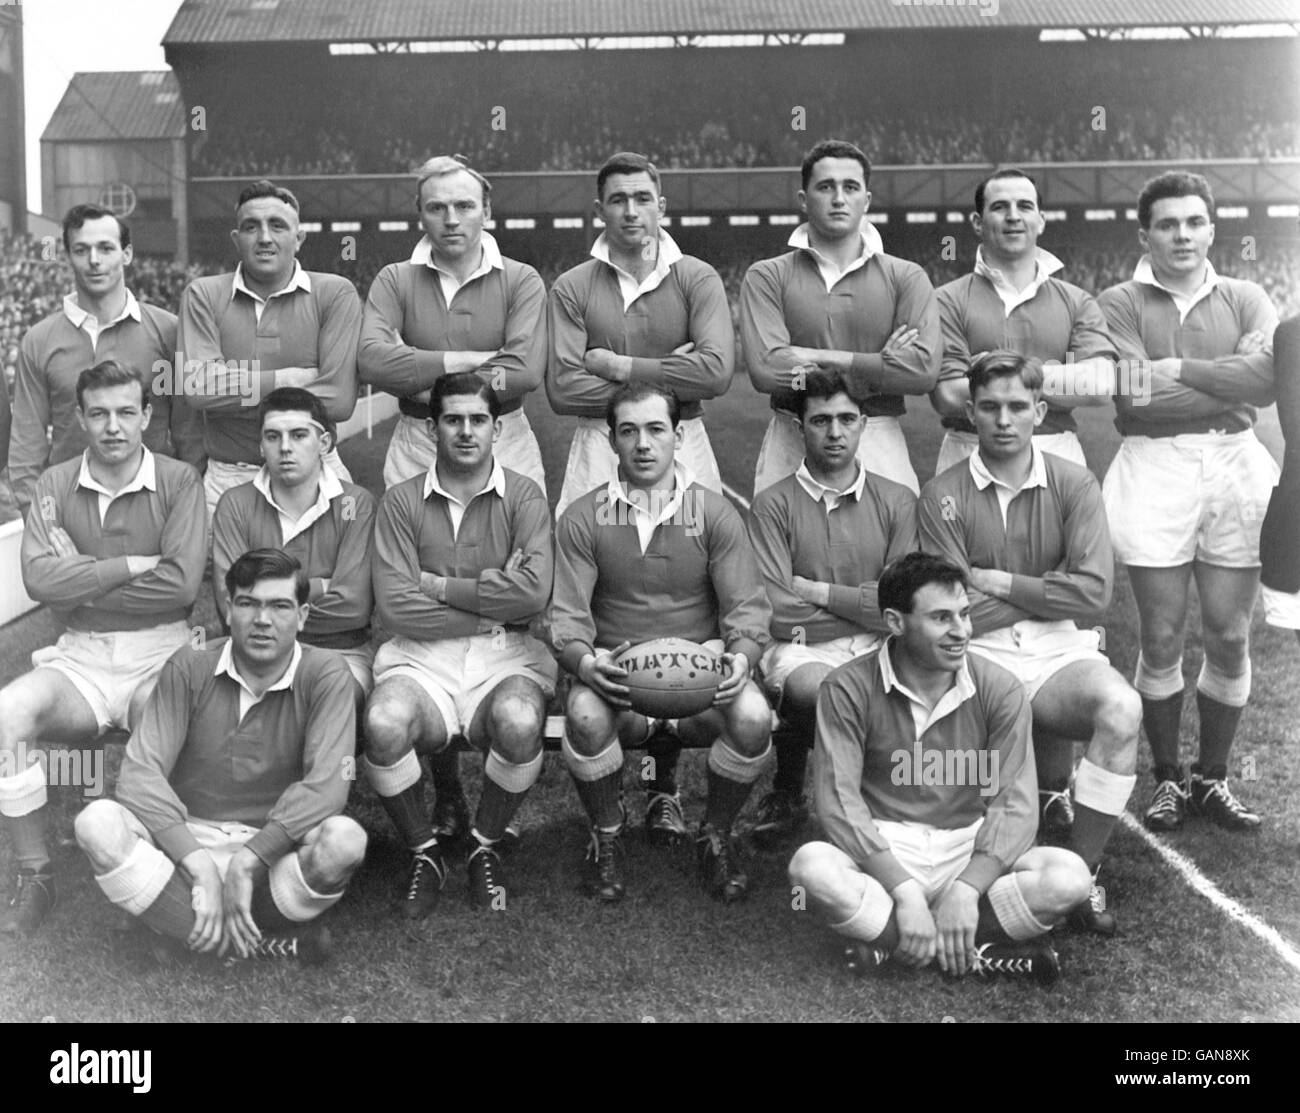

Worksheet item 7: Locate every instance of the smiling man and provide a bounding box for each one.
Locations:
[364,372,554,916]
[360,156,548,492]
[550,383,772,904]
[547,152,734,518]
[9,204,204,512]
[74,548,366,965]
[177,180,362,521]
[212,388,377,703]
[789,551,1090,984]
[1099,171,1278,834]
[747,370,917,846]
[919,352,1138,934]
[0,359,205,935]
[929,169,1117,474]
[740,139,940,495]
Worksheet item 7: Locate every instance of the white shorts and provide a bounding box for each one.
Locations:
[1102,430,1278,568]
[372,631,557,741]
[968,620,1106,701]
[204,451,352,522]
[330,643,375,695]
[754,411,919,496]
[1262,586,1300,630]
[934,429,1086,477]
[760,633,883,701]
[555,414,722,519]
[31,621,190,733]
[874,816,983,902]
[382,409,546,492]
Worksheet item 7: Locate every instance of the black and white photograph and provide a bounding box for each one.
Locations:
[0,0,1297,1047]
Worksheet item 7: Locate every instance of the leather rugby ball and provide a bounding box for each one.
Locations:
[612,638,726,719]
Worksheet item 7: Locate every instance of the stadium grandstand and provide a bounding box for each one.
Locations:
[0,3,26,236]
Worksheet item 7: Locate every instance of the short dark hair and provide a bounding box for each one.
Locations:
[596,152,660,200]
[967,349,1044,400]
[800,140,871,192]
[258,387,334,439]
[793,369,861,419]
[974,168,1040,215]
[235,179,300,217]
[76,358,148,411]
[605,383,681,431]
[878,552,967,615]
[62,204,130,252]
[430,371,500,421]
[1137,170,1215,230]
[225,547,310,606]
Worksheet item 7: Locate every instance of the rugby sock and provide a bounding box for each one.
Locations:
[0,765,51,872]
[772,708,816,797]
[1196,662,1251,779]
[1141,693,1184,773]
[646,722,682,795]
[8,810,50,873]
[136,871,198,942]
[1069,758,1136,870]
[250,877,295,934]
[429,745,464,805]
[1034,730,1074,793]
[562,736,625,829]
[985,873,1051,941]
[474,750,543,843]
[365,751,435,850]
[704,740,771,832]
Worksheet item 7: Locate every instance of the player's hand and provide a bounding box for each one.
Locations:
[1150,357,1183,382]
[309,576,331,600]
[578,643,632,707]
[882,325,920,358]
[126,553,162,577]
[220,847,264,959]
[891,879,937,968]
[504,548,525,574]
[273,366,316,390]
[772,362,819,390]
[181,850,225,954]
[419,571,448,602]
[47,526,79,559]
[932,880,980,977]
[584,348,629,383]
[791,575,830,607]
[670,341,696,356]
[712,652,750,707]
[1236,330,1267,355]
[967,566,1011,599]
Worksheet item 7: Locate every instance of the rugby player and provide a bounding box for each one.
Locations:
[0,359,205,934]
[547,152,733,518]
[919,352,1139,935]
[739,139,940,495]
[177,180,361,522]
[747,370,917,846]
[74,549,365,964]
[9,204,204,513]
[1260,313,1300,641]
[789,552,1091,984]
[359,155,548,492]
[212,388,377,703]
[929,168,1117,473]
[550,383,772,904]
[1099,171,1277,832]
[364,372,554,915]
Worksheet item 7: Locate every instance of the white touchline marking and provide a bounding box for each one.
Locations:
[720,471,1300,977]
[1119,813,1300,976]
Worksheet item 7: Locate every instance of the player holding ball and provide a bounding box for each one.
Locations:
[550,384,773,905]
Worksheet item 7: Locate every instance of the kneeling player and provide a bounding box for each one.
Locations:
[747,371,917,844]
[551,384,772,903]
[1,359,205,935]
[789,553,1091,983]
[920,352,1138,934]
[364,372,554,916]
[74,549,366,964]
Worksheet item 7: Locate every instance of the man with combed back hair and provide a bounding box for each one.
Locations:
[790,552,1091,985]
[75,548,365,965]
[0,359,205,936]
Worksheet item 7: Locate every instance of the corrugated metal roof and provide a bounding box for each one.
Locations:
[162,0,1300,46]
[41,72,185,143]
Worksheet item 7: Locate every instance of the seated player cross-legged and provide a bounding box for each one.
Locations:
[74,549,367,965]
[789,552,1093,984]
[747,370,917,846]
[364,372,555,916]
[551,383,773,903]
[919,351,1139,935]
[0,358,205,935]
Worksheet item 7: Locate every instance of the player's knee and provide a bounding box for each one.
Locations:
[0,681,44,749]
[310,816,368,880]
[363,699,414,761]
[565,687,615,754]
[1140,625,1185,668]
[725,685,773,754]
[1040,851,1093,915]
[1098,683,1143,745]
[1203,623,1250,668]
[73,799,130,867]
[787,841,841,902]
[487,688,545,756]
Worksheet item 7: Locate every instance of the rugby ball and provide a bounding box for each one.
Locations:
[612,638,726,719]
